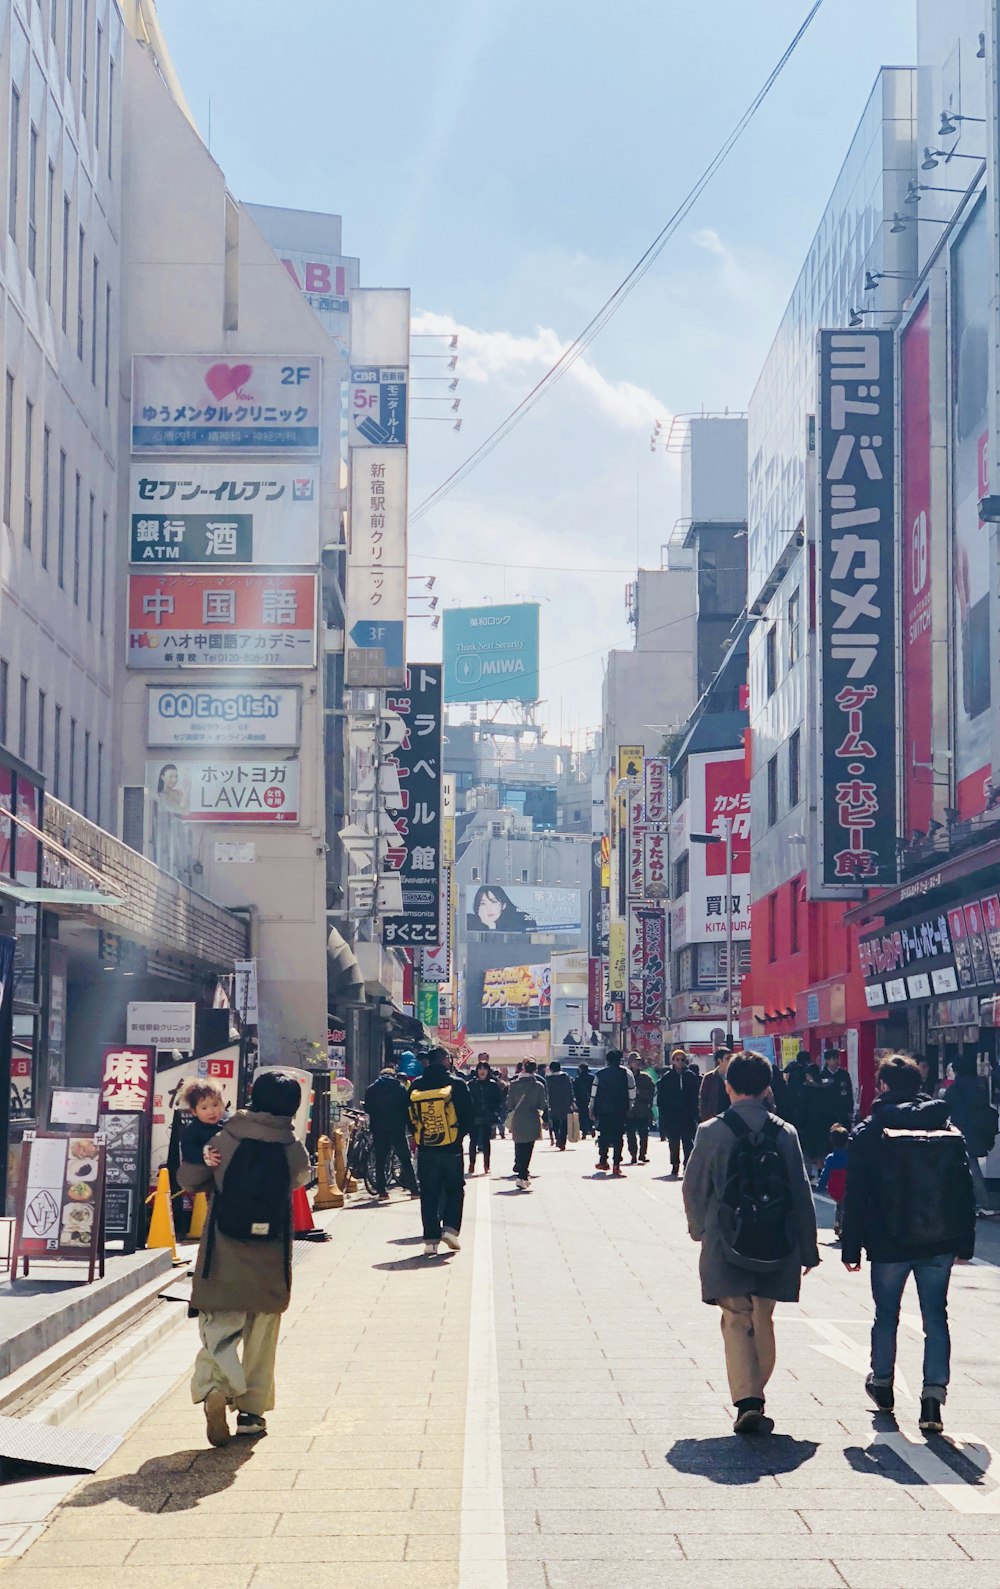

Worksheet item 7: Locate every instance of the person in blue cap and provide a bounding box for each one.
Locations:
[397,1051,422,1081]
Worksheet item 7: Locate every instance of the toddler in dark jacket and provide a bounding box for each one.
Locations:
[179,1079,227,1166]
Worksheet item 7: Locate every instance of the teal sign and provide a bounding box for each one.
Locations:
[442,603,540,703]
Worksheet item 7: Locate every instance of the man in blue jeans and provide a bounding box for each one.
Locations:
[841,1053,976,1436]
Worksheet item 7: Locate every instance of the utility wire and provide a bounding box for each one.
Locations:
[411,0,825,527]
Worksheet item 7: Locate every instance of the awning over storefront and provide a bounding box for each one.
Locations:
[0,883,124,909]
[327,926,365,1005]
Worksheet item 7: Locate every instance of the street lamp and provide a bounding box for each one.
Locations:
[690,823,734,1047]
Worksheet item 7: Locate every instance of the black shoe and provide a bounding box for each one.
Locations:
[919,1396,943,1435]
[733,1399,774,1435]
[234,1413,267,1437]
[865,1373,894,1413]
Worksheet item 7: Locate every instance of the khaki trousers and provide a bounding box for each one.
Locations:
[191,1309,281,1416]
[717,1295,776,1404]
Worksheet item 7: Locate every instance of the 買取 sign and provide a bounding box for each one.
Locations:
[146,685,300,749]
[129,464,319,565]
[145,757,300,823]
[816,330,897,887]
[442,603,541,704]
[131,356,320,452]
[126,1002,196,1050]
[127,573,317,669]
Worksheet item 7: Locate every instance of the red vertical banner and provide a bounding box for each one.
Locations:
[901,301,933,835]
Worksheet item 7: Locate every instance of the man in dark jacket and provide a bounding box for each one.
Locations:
[657,1048,700,1175]
[467,1061,503,1175]
[591,1049,635,1176]
[364,1063,419,1200]
[408,1048,474,1256]
[698,1048,731,1121]
[945,1054,999,1213]
[626,1053,655,1164]
[842,1053,976,1435]
[573,1062,595,1138]
[546,1061,576,1150]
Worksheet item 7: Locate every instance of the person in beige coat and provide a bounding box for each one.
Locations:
[178,1070,310,1446]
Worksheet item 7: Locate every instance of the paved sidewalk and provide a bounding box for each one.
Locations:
[4,1137,1000,1587]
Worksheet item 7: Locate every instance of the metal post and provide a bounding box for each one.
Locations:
[724,817,734,1047]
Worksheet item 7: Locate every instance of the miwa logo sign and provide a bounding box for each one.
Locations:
[456,655,525,683]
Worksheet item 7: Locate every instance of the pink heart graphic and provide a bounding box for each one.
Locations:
[205,362,253,401]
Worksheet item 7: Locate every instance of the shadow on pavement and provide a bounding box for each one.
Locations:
[371,1254,455,1269]
[387,1235,427,1246]
[64,1443,259,1513]
[844,1441,939,1485]
[666,1435,818,1483]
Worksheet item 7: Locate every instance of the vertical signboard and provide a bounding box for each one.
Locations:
[381,665,443,947]
[901,302,934,835]
[816,329,897,886]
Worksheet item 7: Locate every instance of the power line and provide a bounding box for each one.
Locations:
[410,552,635,573]
[411,1,825,528]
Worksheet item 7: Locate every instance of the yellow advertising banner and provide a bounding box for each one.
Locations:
[609,919,626,995]
[442,814,456,866]
[600,833,611,890]
[780,1037,800,1070]
[618,745,644,782]
[481,964,551,1011]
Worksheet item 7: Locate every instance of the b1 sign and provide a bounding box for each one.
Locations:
[147,686,299,749]
[131,356,320,451]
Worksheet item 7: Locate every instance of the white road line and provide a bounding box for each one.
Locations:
[874,1431,1000,1513]
[458,1176,507,1589]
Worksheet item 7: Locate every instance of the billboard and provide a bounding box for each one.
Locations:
[627,905,667,1018]
[127,573,317,670]
[465,885,581,935]
[900,302,934,835]
[145,757,300,823]
[129,463,319,566]
[244,203,360,361]
[816,329,897,885]
[131,356,321,452]
[951,200,991,817]
[443,604,540,703]
[146,686,299,750]
[466,944,551,1036]
[381,665,443,947]
[673,750,751,945]
[480,964,550,1012]
[345,448,406,686]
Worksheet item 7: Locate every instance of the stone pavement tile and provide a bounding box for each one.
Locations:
[272,1509,459,1537]
[535,1507,810,1535]
[540,1562,844,1588]
[128,1535,409,1565]
[2,1539,135,1566]
[36,1509,280,1539]
[251,1567,455,1589]
[836,1566,986,1589]
[948,1535,1000,1558]
[680,1532,968,1561]
[503,1533,686,1561]
[0,1574,254,1589]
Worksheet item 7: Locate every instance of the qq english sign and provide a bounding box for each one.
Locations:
[443,603,540,704]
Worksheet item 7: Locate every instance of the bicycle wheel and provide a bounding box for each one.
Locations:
[363,1148,380,1197]
[386,1149,403,1189]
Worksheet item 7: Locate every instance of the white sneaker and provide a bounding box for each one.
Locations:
[516,1177,531,1191]
[441,1228,461,1251]
[423,1240,439,1256]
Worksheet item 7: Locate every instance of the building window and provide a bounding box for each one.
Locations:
[90,256,98,383]
[107,58,114,178]
[45,161,55,302]
[3,371,14,529]
[8,87,19,241]
[0,659,7,745]
[86,491,94,620]
[61,196,69,332]
[81,0,89,116]
[765,624,777,698]
[65,0,73,79]
[99,509,107,633]
[36,689,46,774]
[104,284,111,406]
[76,226,85,358]
[18,674,28,760]
[50,0,58,47]
[53,703,61,795]
[83,729,90,817]
[41,425,50,567]
[96,739,103,826]
[69,716,76,806]
[73,470,81,603]
[768,892,778,963]
[788,728,801,809]
[27,124,38,274]
[789,877,800,954]
[95,23,102,146]
[673,851,690,897]
[471,866,480,882]
[57,446,66,586]
[520,868,529,882]
[23,397,33,547]
[767,754,778,828]
[787,587,801,669]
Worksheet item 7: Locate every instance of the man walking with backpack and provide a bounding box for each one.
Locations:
[592,1049,636,1176]
[179,1071,311,1446]
[683,1052,819,1434]
[408,1047,474,1256]
[841,1053,976,1435]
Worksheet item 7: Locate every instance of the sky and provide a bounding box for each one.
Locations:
[157,0,916,749]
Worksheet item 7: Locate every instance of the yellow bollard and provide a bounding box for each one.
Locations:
[188,1191,209,1240]
[313,1135,344,1211]
[332,1126,348,1191]
[146,1167,177,1259]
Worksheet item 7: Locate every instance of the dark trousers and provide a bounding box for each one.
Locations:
[551,1114,569,1150]
[416,1148,464,1240]
[597,1115,626,1168]
[577,1104,593,1137]
[373,1126,418,1195]
[665,1130,695,1172]
[513,1141,535,1178]
[468,1122,492,1171]
[626,1117,650,1161]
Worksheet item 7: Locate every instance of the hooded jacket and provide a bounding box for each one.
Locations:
[840,1094,976,1266]
[364,1072,412,1133]
[545,1071,575,1117]
[178,1110,310,1315]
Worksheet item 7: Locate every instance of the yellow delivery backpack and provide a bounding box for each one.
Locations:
[409,1083,459,1148]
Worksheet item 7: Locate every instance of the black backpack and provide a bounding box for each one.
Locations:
[203,1138,292,1285]
[877,1126,971,1248]
[719,1110,795,1272]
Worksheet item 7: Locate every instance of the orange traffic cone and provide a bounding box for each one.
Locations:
[188,1192,209,1240]
[293,1184,329,1241]
[146,1168,177,1260]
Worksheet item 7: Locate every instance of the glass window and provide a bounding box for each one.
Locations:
[0,659,7,744]
[90,256,98,383]
[765,625,777,698]
[104,284,111,406]
[81,0,89,117]
[788,728,801,808]
[83,729,90,817]
[69,716,76,806]
[41,425,50,567]
[8,88,19,240]
[61,196,69,332]
[23,397,32,548]
[45,161,55,303]
[95,24,102,146]
[73,470,81,603]
[36,690,45,774]
[96,739,102,826]
[100,508,107,634]
[27,125,37,274]
[107,59,114,178]
[57,446,66,586]
[18,674,28,760]
[767,754,778,828]
[86,491,94,620]
[768,892,778,963]
[76,226,85,359]
[789,877,800,954]
[53,703,61,795]
[787,587,801,668]
[3,371,14,529]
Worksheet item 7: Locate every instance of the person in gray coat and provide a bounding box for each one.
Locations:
[506,1061,548,1189]
[682,1051,819,1435]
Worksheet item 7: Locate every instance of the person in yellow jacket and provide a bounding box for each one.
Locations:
[408,1048,474,1256]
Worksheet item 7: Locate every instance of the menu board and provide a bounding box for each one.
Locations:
[102,1111,146,1253]
[10,1131,107,1283]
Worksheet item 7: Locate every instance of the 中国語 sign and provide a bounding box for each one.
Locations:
[131,356,320,451]
[128,573,317,669]
[380,665,443,948]
[817,330,897,887]
[129,464,319,565]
